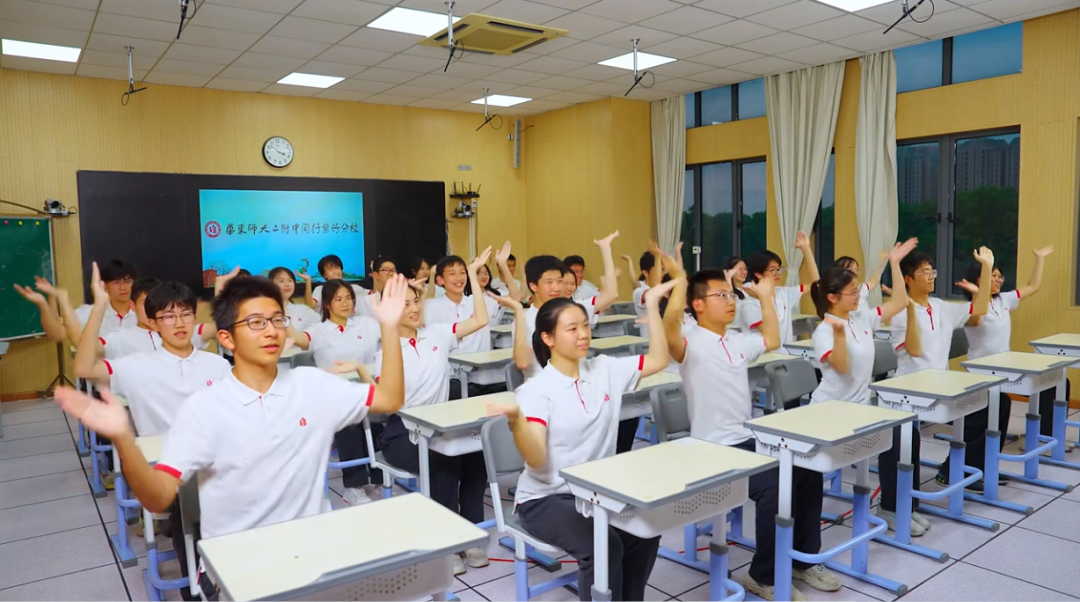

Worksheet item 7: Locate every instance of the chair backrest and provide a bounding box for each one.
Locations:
[950,328,969,360]
[504,363,525,392]
[649,385,690,442]
[872,339,898,380]
[178,477,200,531]
[481,416,526,484]
[763,360,818,407]
[290,351,317,369]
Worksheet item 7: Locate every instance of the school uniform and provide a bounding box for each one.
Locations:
[810,309,883,405]
[492,277,521,298]
[312,283,369,315]
[740,285,805,344]
[573,280,599,303]
[376,325,486,524]
[75,304,137,336]
[676,324,823,586]
[632,281,649,338]
[425,293,506,397]
[514,355,659,602]
[285,302,320,332]
[101,325,212,360]
[516,305,543,380]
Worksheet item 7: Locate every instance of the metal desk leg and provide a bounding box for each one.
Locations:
[499,537,562,572]
[916,415,997,530]
[1000,398,1072,491]
[418,435,432,498]
[965,386,1035,514]
[709,515,744,601]
[459,369,470,400]
[874,421,949,561]
[1041,372,1080,471]
[591,504,612,602]
[773,447,795,602]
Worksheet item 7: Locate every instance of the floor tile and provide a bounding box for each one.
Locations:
[473,572,580,601]
[3,408,64,426]
[0,525,115,589]
[646,557,710,598]
[455,528,518,586]
[0,420,72,442]
[1017,497,1080,544]
[1,399,56,413]
[105,516,175,560]
[921,480,1056,526]
[898,561,1076,601]
[966,527,1080,597]
[0,494,102,544]
[122,554,185,601]
[0,470,88,510]
[455,588,492,601]
[0,565,129,601]
[0,433,77,461]
[817,524,955,601]
[0,451,82,483]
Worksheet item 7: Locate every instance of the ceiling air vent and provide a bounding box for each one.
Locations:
[419,13,568,56]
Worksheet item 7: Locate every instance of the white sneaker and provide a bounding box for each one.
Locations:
[877,509,925,537]
[465,547,489,568]
[911,512,932,531]
[793,564,841,592]
[453,554,467,575]
[343,487,372,506]
[741,573,806,601]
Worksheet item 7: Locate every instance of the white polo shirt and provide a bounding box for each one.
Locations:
[739,285,805,345]
[304,316,381,369]
[965,291,1021,360]
[678,324,767,446]
[516,305,542,380]
[493,277,522,298]
[285,302,320,332]
[75,304,137,337]
[101,324,212,360]
[850,283,873,321]
[156,367,375,540]
[890,297,973,375]
[573,280,599,303]
[811,309,883,405]
[425,294,503,385]
[312,284,369,315]
[514,354,644,506]
[104,347,230,437]
[375,324,458,408]
[633,282,650,338]
[578,296,601,328]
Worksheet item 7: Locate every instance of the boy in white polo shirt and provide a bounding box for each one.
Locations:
[741,233,820,346]
[492,252,524,300]
[311,254,369,314]
[663,266,839,601]
[55,275,409,601]
[563,255,599,302]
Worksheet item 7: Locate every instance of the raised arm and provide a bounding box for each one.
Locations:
[74,264,112,385]
[487,406,546,468]
[455,247,494,338]
[214,266,241,297]
[903,300,922,357]
[14,280,65,342]
[865,249,891,291]
[746,277,781,351]
[794,232,819,289]
[878,239,916,321]
[621,254,636,287]
[1018,245,1053,299]
[369,275,407,414]
[663,255,688,364]
[640,278,677,377]
[593,231,620,313]
[287,323,311,350]
[971,247,995,319]
[823,318,849,374]
[301,271,316,309]
[496,241,525,302]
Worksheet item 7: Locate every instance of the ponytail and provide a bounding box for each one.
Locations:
[810,267,857,319]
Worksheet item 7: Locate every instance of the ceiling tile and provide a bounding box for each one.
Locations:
[408,98,461,109]
[481,0,569,23]
[169,25,261,51]
[728,55,804,75]
[188,4,285,34]
[738,32,819,54]
[375,54,447,73]
[550,41,624,63]
[93,12,180,41]
[482,68,551,84]
[531,0,601,10]
[384,83,440,97]
[692,0,797,18]
[530,74,594,90]
[407,72,474,88]
[646,36,723,59]
[429,61,501,78]
[217,64,294,82]
[639,6,734,35]
[401,44,453,60]
[205,77,271,91]
[151,59,226,77]
[85,32,171,56]
[291,0,390,26]
[298,60,367,78]
[504,85,562,98]
[99,0,176,22]
[0,0,95,30]
[517,36,580,56]
[957,0,1070,20]
[267,16,357,43]
[855,0,960,24]
[516,55,588,74]
[562,63,625,80]
[81,49,157,70]
[209,0,305,13]
[396,0,500,14]
[232,52,307,71]
[605,70,671,84]
[745,1,844,29]
[315,88,373,101]
[580,0,683,23]
[513,99,570,111]
[686,66,757,85]
[651,77,707,93]
[1010,3,1080,21]
[333,77,397,92]
[1,54,77,74]
[792,15,881,41]
[777,42,855,65]
[145,71,214,87]
[363,93,422,105]
[315,44,393,66]
[690,19,778,45]
[542,12,624,39]
[590,25,679,48]
[832,26,920,51]
[0,19,88,46]
[30,0,99,9]
[897,7,995,36]
[573,80,628,95]
[691,46,764,68]
[164,44,244,65]
[458,50,536,67]
[429,87,486,101]
[261,82,322,96]
[353,65,421,83]
[248,36,332,59]
[77,63,148,81]
[542,90,603,103]
[648,59,715,77]
[338,27,420,52]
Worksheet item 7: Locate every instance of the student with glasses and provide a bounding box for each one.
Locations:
[741,233,820,345]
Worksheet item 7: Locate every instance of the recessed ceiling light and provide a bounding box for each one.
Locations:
[471,94,531,107]
[277,72,345,88]
[368,7,461,37]
[813,0,893,11]
[1,39,80,63]
[598,52,676,71]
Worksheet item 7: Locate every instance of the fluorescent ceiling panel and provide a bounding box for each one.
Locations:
[813,0,893,11]
[471,94,531,107]
[2,39,81,62]
[368,7,460,37]
[598,51,676,71]
[277,72,345,88]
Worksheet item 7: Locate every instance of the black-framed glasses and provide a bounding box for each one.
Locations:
[155,312,196,326]
[231,315,290,331]
[378,267,397,275]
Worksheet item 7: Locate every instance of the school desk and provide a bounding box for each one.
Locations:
[746,401,916,597]
[490,323,513,349]
[594,314,638,338]
[870,370,1005,561]
[448,348,515,399]
[621,371,682,422]
[198,493,489,601]
[1029,335,1080,465]
[781,339,818,368]
[748,352,804,411]
[963,351,1080,504]
[561,438,776,602]
[791,313,820,339]
[588,335,648,357]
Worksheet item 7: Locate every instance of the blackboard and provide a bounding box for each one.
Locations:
[0,216,55,340]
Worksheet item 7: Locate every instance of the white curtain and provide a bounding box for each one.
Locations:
[764,61,846,285]
[856,52,898,307]
[651,97,686,253]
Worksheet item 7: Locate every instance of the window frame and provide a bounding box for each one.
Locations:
[683,156,767,273]
[686,79,763,129]
[894,23,1025,94]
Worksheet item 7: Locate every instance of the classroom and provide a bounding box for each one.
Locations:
[2,0,1080,600]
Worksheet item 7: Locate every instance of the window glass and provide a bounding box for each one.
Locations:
[953,22,1023,84]
[895,39,943,93]
[894,142,942,290]
[701,86,732,126]
[701,163,734,269]
[740,161,768,256]
[818,155,835,266]
[685,93,697,129]
[737,79,766,120]
[681,168,697,272]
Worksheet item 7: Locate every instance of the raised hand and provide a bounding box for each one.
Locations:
[974,246,995,267]
[34,276,59,297]
[824,315,846,334]
[620,254,633,264]
[746,275,774,300]
[1034,245,1055,258]
[487,291,523,312]
[674,241,685,271]
[882,283,893,296]
[216,266,242,289]
[648,239,662,257]
[594,231,619,250]
[326,361,358,375]
[90,262,109,307]
[54,387,132,439]
[14,284,47,306]
[470,246,493,272]
[660,253,680,277]
[644,278,680,307]
[954,279,978,294]
[495,241,513,267]
[794,232,811,250]
[299,271,312,284]
[890,238,918,262]
[372,274,408,325]
[485,401,521,420]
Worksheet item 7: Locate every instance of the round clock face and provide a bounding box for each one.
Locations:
[263,136,293,168]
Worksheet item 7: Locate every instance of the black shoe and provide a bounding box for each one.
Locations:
[965,479,985,493]
[999,475,1010,486]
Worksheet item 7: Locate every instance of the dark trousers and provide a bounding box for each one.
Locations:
[379,415,486,523]
[616,419,638,454]
[169,502,218,601]
[1038,380,1073,437]
[333,422,383,489]
[938,392,1011,478]
[878,424,921,512]
[736,440,822,585]
[517,493,660,601]
[450,379,507,400]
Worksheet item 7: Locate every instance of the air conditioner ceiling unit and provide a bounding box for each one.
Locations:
[419,13,568,56]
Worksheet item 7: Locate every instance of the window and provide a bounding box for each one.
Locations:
[686,79,766,128]
[681,167,697,271]
[685,93,697,129]
[815,154,836,266]
[682,158,768,272]
[701,162,734,271]
[700,86,732,126]
[738,78,766,120]
[740,161,768,255]
[895,129,1020,297]
[894,23,1022,94]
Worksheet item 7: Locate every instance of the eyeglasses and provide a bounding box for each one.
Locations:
[231,315,291,331]
[838,289,861,298]
[155,312,196,326]
[109,277,135,285]
[917,269,938,279]
[378,267,397,275]
[703,291,738,303]
[765,267,787,275]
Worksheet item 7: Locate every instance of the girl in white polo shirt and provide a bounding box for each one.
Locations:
[490,277,676,602]
[268,266,318,331]
[741,232,820,345]
[378,248,494,575]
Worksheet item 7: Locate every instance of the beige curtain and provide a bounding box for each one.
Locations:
[651,96,686,253]
[764,61,846,284]
[856,51,899,307]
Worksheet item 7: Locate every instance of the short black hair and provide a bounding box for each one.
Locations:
[236,269,252,278]
[746,250,782,284]
[99,259,138,282]
[638,251,655,282]
[900,251,933,280]
[563,255,585,269]
[131,277,161,303]
[317,254,343,276]
[408,256,432,279]
[525,255,567,287]
[834,256,859,272]
[145,281,198,319]
[211,276,284,331]
[507,254,517,262]
[686,269,729,318]
[320,279,357,321]
[436,255,467,278]
[267,266,296,282]
[372,256,396,274]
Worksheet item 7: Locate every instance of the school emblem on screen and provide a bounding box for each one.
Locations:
[204,221,222,238]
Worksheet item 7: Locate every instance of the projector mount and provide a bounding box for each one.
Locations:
[624,39,655,97]
[884,0,935,35]
[476,88,503,131]
[120,46,147,106]
[443,1,462,72]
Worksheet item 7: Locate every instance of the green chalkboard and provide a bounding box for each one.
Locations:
[0,216,55,340]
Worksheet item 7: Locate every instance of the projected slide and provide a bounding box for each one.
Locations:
[199,189,364,287]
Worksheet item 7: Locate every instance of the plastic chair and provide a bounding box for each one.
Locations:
[290,351,317,369]
[364,415,419,496]
[480,417,578,601]
[871,340,898,382]
[504,362,525,392]
[950,328,969,360]
[763,359,818,412]
[143,479,200,601]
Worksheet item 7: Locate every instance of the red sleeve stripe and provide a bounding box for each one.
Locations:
[526,417,547,427]
[591,296,597,306]
[155,464,181,479]
[365,386,375,407]
[197,323,205,335]
[968,303,974,315]
[98,337,106,346]
[103,360,113,375]
[637,354,645,371]
[820,350,833,362]
[749,321,763,330]
[895,342,906,351]
[876,307,883,317]
[452,323,459,334]
[305,331,311,341]
[1015,290,1022,299]
[864,283,871,292]
[799,284,805,293]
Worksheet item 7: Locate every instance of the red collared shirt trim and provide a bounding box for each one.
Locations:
[527,417,547,427]
[103,360,113,375]
[365,386,375,407]
[155,464,181,479]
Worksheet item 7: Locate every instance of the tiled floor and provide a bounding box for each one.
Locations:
[3,398,1080,601]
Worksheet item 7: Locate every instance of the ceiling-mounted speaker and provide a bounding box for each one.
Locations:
[513,118,522,169]
[420,14,567,55]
